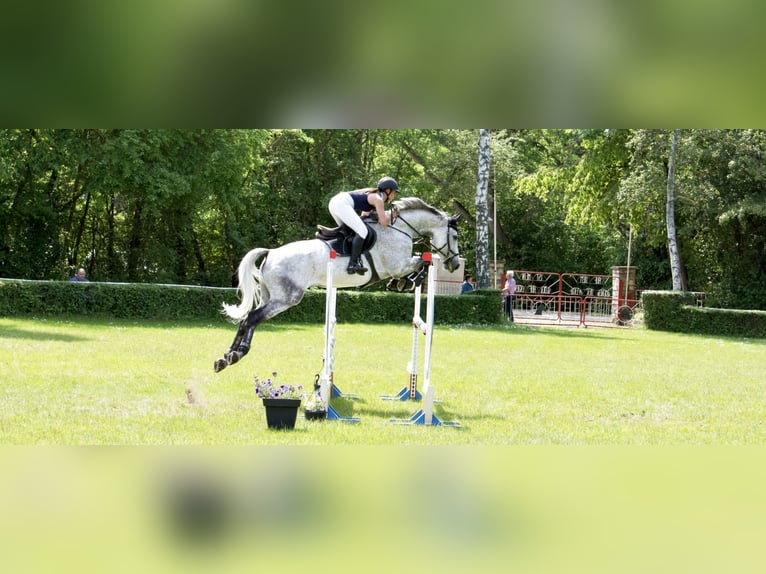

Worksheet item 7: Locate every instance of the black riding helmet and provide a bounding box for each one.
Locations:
[377,176,399,192]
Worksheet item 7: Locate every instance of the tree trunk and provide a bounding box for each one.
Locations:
[666,129,684,291]
[451,197,512,247]
[475,129,491,288]
[71,190,91,268]
[127,199,144,281]
[105,192,119,279]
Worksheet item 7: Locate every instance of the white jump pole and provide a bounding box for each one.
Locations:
[389,253,460,427]
[318,250,336,408]
[418,253,437,424]
[381,253,431,402]
[317,249,359,423]
[407,284,422,399]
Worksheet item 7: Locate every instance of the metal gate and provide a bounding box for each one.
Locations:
[510,269,642,328]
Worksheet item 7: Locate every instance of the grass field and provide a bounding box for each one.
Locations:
[3,315,766,574]
[1,316,764,445]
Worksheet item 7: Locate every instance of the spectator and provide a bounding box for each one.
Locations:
[502,270,516,321]
[70,268,89,282]
[461,273,475,294]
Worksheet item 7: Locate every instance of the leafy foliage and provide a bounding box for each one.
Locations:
[643,290,766,338]
[2,129,766,309]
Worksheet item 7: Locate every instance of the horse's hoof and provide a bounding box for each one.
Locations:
[225,351,241,365]
[214,358,227,373]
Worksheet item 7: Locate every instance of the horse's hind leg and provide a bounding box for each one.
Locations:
[214,320,247,372]
[213,304,271,372]
[214,281,305,372]
[225,322,257,366]
[213,310,259,372]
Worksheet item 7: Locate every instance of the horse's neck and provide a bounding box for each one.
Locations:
[368,219,419,278]
[394,209,433,237]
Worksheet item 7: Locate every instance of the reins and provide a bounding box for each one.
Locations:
[391,211,459,263]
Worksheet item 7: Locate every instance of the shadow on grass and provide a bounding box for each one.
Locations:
[450,323,628,340]
[666,330,766,346]
[503,322,766,345]
[0,325,91,342]
[348,396,503,427]
[3,315,323,333]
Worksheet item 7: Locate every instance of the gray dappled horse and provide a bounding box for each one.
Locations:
[214,197,460,372]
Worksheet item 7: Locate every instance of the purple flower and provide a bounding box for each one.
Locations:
[254,372,303,399]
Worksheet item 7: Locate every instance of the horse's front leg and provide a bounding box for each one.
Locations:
[407,254,429,276]
[387,256,427,291]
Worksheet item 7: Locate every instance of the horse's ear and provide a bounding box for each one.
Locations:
[449,214,461,228]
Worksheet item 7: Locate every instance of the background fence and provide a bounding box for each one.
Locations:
[510,268,644,327]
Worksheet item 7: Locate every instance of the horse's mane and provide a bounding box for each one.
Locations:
[392,197,446,217]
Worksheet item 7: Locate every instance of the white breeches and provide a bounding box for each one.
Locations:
[328,193,368,238]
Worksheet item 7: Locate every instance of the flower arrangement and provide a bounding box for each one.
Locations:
[254,372,303,400]
[303,391,327,413]
[303,390,327,420]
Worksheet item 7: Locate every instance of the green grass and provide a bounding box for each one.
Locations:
[1,316,765,444]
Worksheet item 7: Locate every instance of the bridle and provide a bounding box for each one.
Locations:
[392,211,460,266]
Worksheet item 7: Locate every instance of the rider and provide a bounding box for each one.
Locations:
[328,176,399,274]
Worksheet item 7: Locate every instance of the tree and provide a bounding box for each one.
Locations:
[666,129,684,290]
[502,129,625,275]
[2,128,765,306]
[475,129,491,288]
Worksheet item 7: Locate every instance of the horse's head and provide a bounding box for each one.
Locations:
[442,214,461,272]
[393,198,461,273]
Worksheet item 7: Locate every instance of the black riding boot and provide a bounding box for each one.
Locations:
[347,235,368,274]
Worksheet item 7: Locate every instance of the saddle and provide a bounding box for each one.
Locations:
[315,222,377,256]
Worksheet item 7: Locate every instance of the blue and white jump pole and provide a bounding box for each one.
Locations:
[389,253,460,427]
[317,249,359,423]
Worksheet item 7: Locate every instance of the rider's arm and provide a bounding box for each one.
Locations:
[368,193,390,227]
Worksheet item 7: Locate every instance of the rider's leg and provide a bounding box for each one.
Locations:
[329,196,369,274]
[347,234,368,274]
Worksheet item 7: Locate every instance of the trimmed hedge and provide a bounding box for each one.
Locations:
[642,290,697,332]
[643,290,766,338]
[0,280,502,325]
[0,280,230,320]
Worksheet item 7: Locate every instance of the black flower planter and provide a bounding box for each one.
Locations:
[262,398,301,429]
[305,409,327,421]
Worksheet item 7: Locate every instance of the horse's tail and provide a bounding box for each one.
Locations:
[222,248,269,322]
